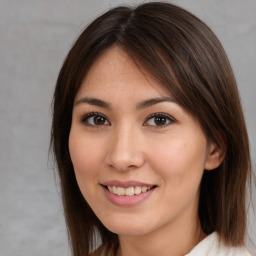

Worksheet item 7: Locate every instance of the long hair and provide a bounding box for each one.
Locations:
[51,2,252,255]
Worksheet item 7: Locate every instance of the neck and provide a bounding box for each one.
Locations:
[116,211,206,256]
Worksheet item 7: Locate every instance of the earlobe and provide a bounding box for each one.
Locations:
[204,141,226,171]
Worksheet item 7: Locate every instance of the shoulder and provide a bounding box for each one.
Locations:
[186,232,252,256]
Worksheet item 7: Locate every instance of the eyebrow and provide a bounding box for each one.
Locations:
[136,97,176,110]
[74,96,176,109]
[74,97,111,109]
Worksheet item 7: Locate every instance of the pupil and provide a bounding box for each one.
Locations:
[155,116,166,125]
[94,116,105,125]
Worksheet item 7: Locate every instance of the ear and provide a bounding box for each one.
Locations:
[204,141,226,171]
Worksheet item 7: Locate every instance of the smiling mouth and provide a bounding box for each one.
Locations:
[104,185,156,196]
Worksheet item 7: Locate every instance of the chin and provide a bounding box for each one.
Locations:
[108,225,150,237]
[100,216,154,237]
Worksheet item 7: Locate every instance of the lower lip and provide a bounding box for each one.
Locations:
[102,186,156,206]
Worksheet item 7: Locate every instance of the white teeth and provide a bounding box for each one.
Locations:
[141,186,148,192]
[117,187,125,195]
[125,187,134,196]
[108,186,113,193]
[107,185,153,196]
[134,186,142,194]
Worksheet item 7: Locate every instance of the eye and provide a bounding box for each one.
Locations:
[144,113,174,127]
[81,112,110,127]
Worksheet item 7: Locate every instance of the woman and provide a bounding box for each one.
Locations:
[51,2,253,256]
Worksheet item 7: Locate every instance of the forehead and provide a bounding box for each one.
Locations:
[76,46,172,100]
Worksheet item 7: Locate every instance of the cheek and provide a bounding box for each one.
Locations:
[148,137,207,187]
[68,130,104,188]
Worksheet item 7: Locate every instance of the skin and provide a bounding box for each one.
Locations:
[69,46,224,256]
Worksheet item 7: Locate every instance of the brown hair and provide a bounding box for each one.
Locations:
[51,2,252,255]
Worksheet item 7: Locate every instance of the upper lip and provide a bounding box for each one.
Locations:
[101,180,156,188]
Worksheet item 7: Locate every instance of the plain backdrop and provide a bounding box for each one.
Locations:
[0,0,255,255]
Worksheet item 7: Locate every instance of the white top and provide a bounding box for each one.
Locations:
[93,232,252,256]
[186,232,252,256]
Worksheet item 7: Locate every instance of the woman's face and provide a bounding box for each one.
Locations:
[69,46,219,237]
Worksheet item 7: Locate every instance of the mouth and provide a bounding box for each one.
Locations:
[100,181,157,206]
[104,185,156,196]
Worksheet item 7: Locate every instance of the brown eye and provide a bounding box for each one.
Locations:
[144,113,174,127]
[154,116,168,126]
[94,116,106,125]
[82,113,110,126]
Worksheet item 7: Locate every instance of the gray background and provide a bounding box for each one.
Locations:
[0,0,255,255]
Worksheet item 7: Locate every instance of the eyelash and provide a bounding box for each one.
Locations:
[144,112,175,128]
[80,112,175,128]
[81,112,110,128]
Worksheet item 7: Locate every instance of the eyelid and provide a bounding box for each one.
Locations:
[79,111,175,128]
[143,112,175,127]
[80,112,110,126]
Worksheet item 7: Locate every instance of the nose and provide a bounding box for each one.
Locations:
[105,125,145,172]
